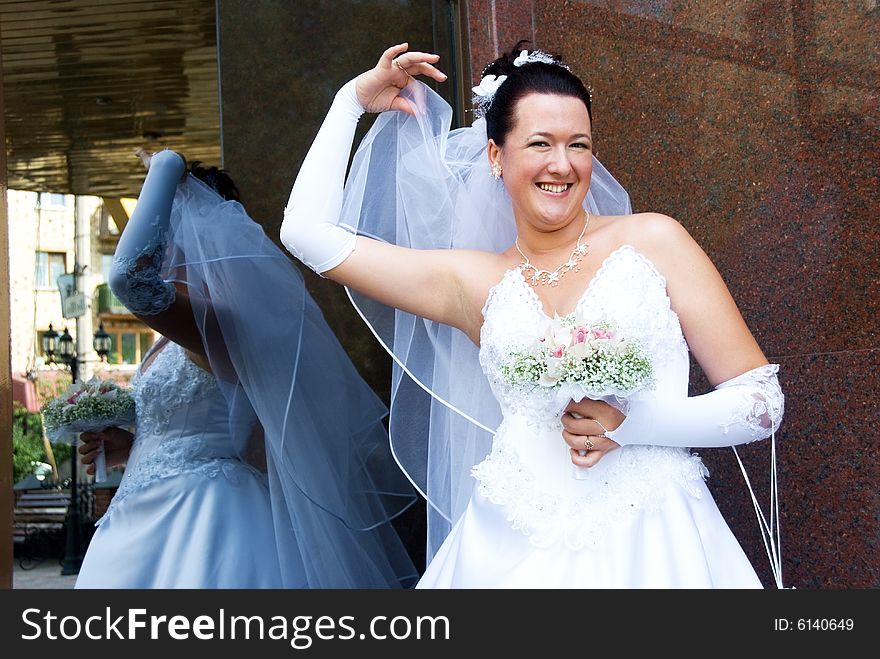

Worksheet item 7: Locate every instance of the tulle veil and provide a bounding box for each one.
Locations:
[163,174,419,587]
[339,80,632,560]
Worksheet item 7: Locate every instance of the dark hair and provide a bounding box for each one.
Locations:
[188,161,241,202]
[482,41,592,145]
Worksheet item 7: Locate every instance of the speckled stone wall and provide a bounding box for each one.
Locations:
[467,0,878,588]
[217,1,437,401]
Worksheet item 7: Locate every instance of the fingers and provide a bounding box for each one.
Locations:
[398,60,447,82]
[393,51,441,68]
[565,397,595,414]
[564,398,614,422]
[386,43,444,78]
[561,428,615,452]
[389,96,416,116]
[380,42,411,65]
[78,431,105,459]
[79,447,100,465]
[569,448,605,468]
[561,413,609,438]
[134,147,152,170]
[381,42,438,67]
[563,425,620,468]
[78,439,100,455]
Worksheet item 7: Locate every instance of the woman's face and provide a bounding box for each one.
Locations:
[488,93,593,232]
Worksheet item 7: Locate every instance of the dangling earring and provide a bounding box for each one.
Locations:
[491,161,502,180]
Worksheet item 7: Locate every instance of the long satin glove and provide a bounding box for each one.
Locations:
[108,149,185,315]
[605,364,784,448]
[280,79,361,273]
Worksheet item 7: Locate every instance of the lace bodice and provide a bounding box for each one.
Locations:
[99,341,257,524]
[474,245,708,549]
[480,244,690,419]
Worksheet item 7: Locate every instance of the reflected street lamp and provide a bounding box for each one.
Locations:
[41,323,114,575]
[57,327,78,384]
[94,323,111,361]
[41,323,59,359]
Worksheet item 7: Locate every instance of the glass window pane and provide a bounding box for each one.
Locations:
[101,254,114,281]
[35,252,48,287]
[107,333,119,364]
[120,333,137,364]
[53,193,66,206]
[39,192,67,208]
[49,253,66,287]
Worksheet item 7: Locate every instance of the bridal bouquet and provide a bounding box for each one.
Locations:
[41,377,135,483]
[499,315,654,396]
[41,377,136,442]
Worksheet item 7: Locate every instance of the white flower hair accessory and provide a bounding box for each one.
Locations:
[472,49,571,118]
[472,73,508,98]
[512,49,564,68]
[472,73,508,117]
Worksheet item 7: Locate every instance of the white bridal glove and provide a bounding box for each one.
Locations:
[605,364,784,448]
[280,79,362,273]
[108,149,184,315]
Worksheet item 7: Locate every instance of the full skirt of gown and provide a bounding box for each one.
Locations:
[76,465,282,588]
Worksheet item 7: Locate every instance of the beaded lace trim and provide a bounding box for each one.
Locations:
[472,427,709,550]
[111,232,176,316]
[718,363,784,441]
[97,343,254,525]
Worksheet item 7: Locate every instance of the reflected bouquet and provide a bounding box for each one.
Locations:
[41,377,136,442]
[41,377,136,483]
[499,314,654,396]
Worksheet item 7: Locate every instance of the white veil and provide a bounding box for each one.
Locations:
[164,175,419,587]
[339,81,632,560]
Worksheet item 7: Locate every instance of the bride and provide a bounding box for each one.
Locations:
[75,149,418,588]
[281,42,784,588]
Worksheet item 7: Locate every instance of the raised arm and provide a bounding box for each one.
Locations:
[108,149,206,357]
[280,44,490,340]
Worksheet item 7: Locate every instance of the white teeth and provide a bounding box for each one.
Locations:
[538,183,568,193]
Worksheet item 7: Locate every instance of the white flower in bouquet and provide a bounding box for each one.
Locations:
[499,314,654,396]
[41,376,136,443]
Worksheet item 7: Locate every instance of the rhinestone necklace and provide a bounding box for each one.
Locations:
[515,211,591,287]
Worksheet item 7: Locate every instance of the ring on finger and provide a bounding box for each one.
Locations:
[583,437,594,451]
[394,59,407,72]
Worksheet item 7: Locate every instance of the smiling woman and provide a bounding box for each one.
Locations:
[280,41,784,589]
[488,94,594,237]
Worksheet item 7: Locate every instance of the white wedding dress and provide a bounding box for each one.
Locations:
[418,245,762,588]
[76,339,282,588]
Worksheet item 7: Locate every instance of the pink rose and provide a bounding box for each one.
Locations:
[590,328,613,340]
[571,326,589,344]
[551,345,566,358]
